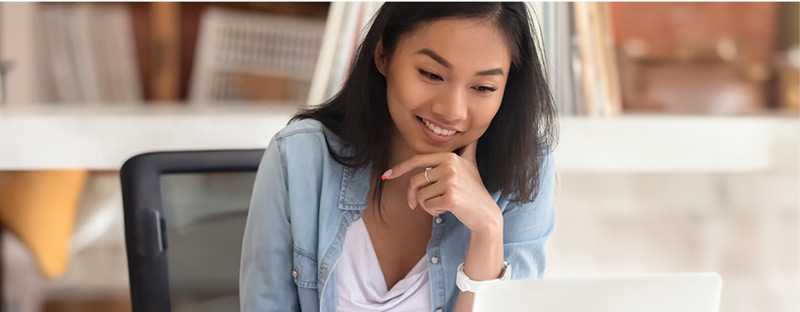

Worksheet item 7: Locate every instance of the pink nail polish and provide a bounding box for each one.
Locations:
[381,169,392,180]
[408,201,415,210]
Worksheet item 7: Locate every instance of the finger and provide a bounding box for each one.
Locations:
[460,140,479,164]
[427,209,447,217]
[423,193,455,216]
[407,168,439,209]
[418,206,446,217]
[414,179,446,211]
[416,183,447,210]
[420,196,448,217]
[382,153,449,180]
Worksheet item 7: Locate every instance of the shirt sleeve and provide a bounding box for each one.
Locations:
[501,150,556,280]
[240,136,300,311]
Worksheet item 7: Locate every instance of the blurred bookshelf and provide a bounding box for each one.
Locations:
[540,2,799,116]
[0,3,796,109]
[0,2,330,106]
[1,2,795,111]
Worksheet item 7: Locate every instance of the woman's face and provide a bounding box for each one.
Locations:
[375,18,511,157]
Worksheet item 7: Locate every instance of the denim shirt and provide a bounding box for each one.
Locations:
[240,118,556,312]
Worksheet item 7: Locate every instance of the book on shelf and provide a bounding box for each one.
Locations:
[527,2,621,117]
[38,3,143,105]
[307,2,382,107]
[539,2,789,116]
[539,2,582,116]
[150,2,181,102]
[0,3,43,105]
[41,4,78,103]
[572,2,622,117]
[102,4,143,103]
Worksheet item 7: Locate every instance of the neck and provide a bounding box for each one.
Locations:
[388,125,415,168]
[365,125,432,220]
[373,125,423,192]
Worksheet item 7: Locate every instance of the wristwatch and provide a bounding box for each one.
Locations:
[456,261,511,293]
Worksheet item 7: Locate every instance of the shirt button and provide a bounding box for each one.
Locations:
[320,266,329,278]
[435,217,443,224]
[431,256,439,264]
[292,268,299,278]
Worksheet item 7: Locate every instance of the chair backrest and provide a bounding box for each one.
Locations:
[120,149,264,312]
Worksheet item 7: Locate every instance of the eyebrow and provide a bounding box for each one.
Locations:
[415,48,505,77]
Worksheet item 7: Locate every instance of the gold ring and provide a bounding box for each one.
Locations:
[424,167,433,183]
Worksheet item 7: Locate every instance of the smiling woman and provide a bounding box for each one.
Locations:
[241,3,559,312]
[377,20,511,156]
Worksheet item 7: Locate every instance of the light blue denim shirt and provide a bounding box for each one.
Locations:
[240,118,556,312]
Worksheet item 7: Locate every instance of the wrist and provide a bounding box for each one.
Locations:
[464,216,505,281]
[472,210,503,237]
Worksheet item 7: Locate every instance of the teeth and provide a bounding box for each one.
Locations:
[422,118,456,136]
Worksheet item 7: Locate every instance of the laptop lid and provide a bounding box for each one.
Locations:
[473,273,722,312]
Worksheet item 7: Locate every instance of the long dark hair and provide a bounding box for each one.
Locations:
[291,3,558,213]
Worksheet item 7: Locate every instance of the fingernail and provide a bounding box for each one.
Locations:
[408,201,415,210]
[381,169,392,180]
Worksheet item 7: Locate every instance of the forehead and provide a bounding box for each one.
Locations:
[395,18,511,71]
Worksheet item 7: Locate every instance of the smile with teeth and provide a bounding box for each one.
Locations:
[421,118,457,136]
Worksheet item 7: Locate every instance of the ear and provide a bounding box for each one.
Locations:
[374,38,387,77]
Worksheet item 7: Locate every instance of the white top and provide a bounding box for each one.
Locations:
[336,217,431,311]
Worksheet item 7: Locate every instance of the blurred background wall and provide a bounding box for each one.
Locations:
[0,2,797,312]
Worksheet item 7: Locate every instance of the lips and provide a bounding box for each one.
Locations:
[416,116,458,143]
[417,116,460,132]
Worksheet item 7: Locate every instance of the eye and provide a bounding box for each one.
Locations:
[418,69,443,81]
[473,86,497,93]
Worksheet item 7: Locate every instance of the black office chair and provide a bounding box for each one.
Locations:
[120,149,264,312]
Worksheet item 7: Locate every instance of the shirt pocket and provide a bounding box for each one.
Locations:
[292,247,319,289]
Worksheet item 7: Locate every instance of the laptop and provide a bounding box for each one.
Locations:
[473,273,722,312]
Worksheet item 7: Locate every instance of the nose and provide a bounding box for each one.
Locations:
[431,87,467,124]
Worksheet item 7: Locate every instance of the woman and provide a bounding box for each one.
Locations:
[240,3,558,312]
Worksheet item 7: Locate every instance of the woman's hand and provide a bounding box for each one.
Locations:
[381,140,502,234]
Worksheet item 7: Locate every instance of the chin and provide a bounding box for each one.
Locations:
[419,142,457,154]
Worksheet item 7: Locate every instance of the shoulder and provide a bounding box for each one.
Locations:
[273,118,344,148]
[495,149,555,209]
[271,117,350,162]
[275,118,327,140]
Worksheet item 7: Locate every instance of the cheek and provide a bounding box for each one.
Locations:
[387,72,433,113]
[469,101,502,136]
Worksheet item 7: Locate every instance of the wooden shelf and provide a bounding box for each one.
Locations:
[1,103,797,172]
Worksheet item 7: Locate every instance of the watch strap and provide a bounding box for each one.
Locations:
[456,261,511,293]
